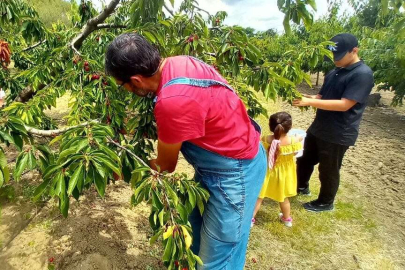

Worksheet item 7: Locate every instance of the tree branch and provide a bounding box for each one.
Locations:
[70,0,121,54]
[163,2,175,17]
[22,40,47,52]
[15,86,36,102]
[205,52,216,57]
[192,4,210,16]
[25,120,100,137]
[96,23,127,29]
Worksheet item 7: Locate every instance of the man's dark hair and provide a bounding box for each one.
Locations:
[105,33,161,82]
[269,112,292,140]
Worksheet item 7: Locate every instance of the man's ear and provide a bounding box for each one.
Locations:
[129,75,142,86]
[352,47,359,54]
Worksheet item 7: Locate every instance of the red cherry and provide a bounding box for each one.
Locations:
[174,261,179,267]
[103,80,108,85]
[96,37,100,41]
[239,56,244,61]
[84,66,90,72]
[84,61,89,67]
[48,257,55,263]
[73,59,78,65]
[182,268,188,270]
[91,74,100,80]
[119,128,127,135]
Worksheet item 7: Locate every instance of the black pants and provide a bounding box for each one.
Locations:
[297,132,349,204]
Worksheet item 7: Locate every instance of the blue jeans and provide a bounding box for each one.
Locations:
[181,142,267,270]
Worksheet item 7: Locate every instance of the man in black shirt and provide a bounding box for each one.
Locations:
[293,33,374,212]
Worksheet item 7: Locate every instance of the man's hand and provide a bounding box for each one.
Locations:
[292,97,311,107]
[149,140,182,173]
[293,97,357,112]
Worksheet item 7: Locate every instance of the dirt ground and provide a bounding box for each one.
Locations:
[0,75,404,269]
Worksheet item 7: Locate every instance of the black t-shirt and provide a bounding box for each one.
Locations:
[308,61,374,146]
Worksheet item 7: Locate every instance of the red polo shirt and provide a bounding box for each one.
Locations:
[154,56,259,159]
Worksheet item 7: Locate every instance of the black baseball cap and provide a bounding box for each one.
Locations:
[327,33,359,61]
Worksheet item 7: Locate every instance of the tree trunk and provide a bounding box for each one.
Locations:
[316,71,320,86]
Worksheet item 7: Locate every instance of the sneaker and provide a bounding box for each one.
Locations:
[297,187,311,196]
[303,200,334,212]
[278,213,293,227]
[251,218,256,228]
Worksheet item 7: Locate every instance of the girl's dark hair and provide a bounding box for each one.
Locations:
[269,112,292,140]
[105,33,161,82]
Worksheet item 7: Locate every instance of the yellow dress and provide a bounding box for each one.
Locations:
[259,136,303,202]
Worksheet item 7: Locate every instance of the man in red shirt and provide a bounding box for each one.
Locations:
[106,33,266,269]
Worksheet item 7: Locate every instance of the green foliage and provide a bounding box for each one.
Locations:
[277,0,317,34]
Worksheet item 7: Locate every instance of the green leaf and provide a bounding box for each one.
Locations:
[150,229,163,245]
[143,31,156,43]
[93,156,121,175]
[306,0,317,11]
[59,191,69,218]
[54,172,65,196]
[99,144,120,163]
[14,153,29,180]
[33,177,52,201]
[132,166,150,174]
[58,148,78,163]
[42,164,61,180]
[0,150,6,168]
[158,209,164,226]
[92,160,107,178]
[93,169,106,197]
[3,166,10,184]
[163,236,173,262]
[197,197,205,216]
[163,181,178,207]
[11,134,23,151]
[176,203,188,221]
[194,254,204,266]
[131,171,142,189]
[277,0,285,9]
[188,186,196,208]
[152,189,163,209]
[68,163,84,195]
[134,178,148,198]
[0,131,14,144]
[49,135,63,145]
[27,150,36,170]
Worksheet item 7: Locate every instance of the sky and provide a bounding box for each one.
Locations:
[92,0,354,32]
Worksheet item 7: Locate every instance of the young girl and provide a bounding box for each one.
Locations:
[252,112,302,227]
